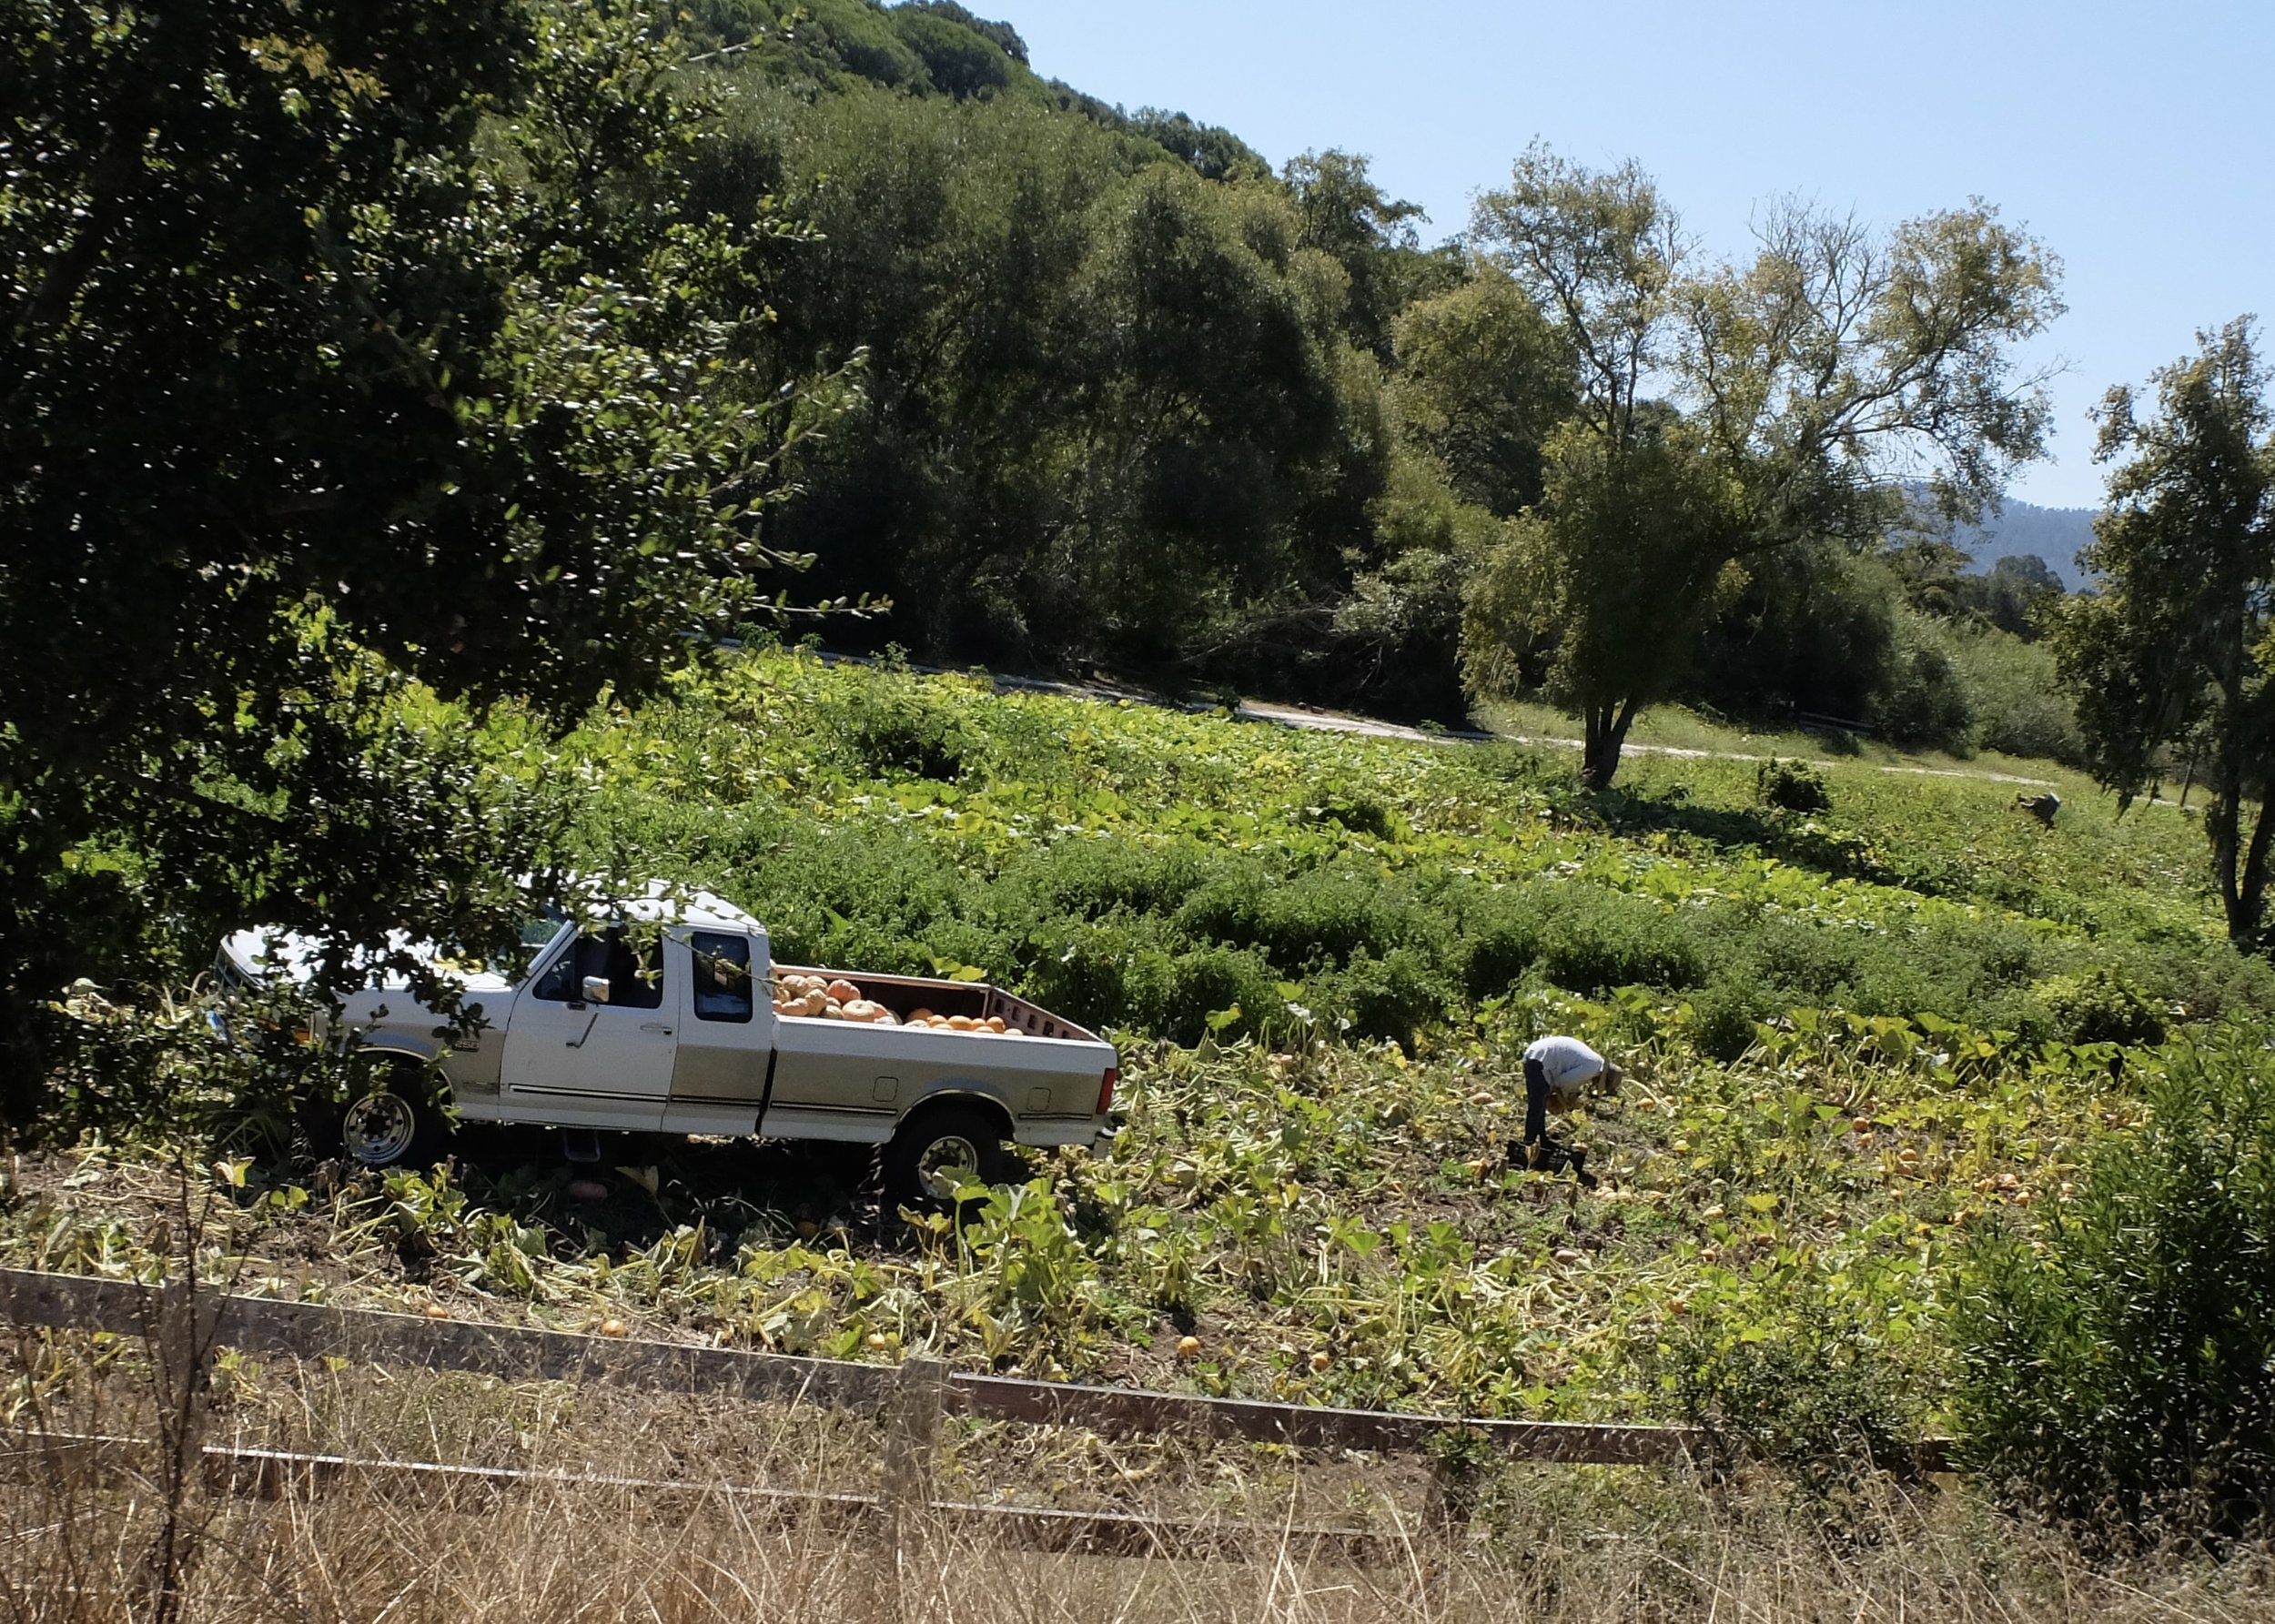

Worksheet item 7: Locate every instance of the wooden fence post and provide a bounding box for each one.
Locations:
[145,1277,218,1623]
[885,1357,946,1620]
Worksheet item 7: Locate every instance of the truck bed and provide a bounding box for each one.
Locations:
[771,964,1098,1043]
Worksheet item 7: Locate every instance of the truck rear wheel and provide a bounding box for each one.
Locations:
[333,1057,449,1170]
[885,1105,1010,1215]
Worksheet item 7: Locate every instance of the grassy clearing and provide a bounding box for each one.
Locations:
[1480,691,2144,794]
[1479,696,1851,759]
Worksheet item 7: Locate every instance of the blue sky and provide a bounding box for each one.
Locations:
[996,0,2271,510]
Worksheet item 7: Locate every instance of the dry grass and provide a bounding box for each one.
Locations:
[7,1332,2275,1624]
[10,1444,2273,1623]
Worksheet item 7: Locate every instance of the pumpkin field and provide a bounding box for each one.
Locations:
[10,647,2261,1450]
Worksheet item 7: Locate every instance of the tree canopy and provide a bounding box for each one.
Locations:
[2054,319,2275,949]
[0,0,832,1119]
[1459,149,2062,785]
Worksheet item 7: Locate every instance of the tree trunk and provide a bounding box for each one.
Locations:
[0,899,46,1130]
[1579,699,1639,791]
[2229,794,2275,953]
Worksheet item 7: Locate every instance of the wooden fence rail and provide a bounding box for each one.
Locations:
[0,1266,1727,1466]
[0,1265,1954,1569]
[0,1428,1399,1564]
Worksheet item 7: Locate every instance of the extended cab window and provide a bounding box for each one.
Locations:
[530,927,664,1010]
[689,932,753,1024]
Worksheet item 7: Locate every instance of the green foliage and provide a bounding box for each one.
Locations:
[42,978,345,1157]
[1952,554,2065,641]
[1331,450,1502,721]
[1124,108,1268,183]
[2032,967,2167,1048]
[1947,626,2086,763]
[1283,150,1452,363]
[1459,146,2060,788]
[889,8,1016,97]
[0,0,838,1122]
[1655,1283,1926,1503]
[731,83,1382,671]
[1692,544,1899,727]
[1687,978,1768,1064]
[1952,1037,2275,1538]
[1873,606,1977,751]
[1390,271,1571,516]
[1755,758,1833,816]
[824,660,983,782]
[2051,318,2275,950]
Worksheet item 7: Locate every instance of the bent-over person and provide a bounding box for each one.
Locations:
[1511,1034,1619,1186]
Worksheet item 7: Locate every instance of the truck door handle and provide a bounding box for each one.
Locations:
[641,1023,673,1035]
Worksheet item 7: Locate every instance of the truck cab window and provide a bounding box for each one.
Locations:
[530,927,663,1009]
[689,932,753,1024]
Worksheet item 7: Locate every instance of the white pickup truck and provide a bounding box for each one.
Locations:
[217,888,1118,1207]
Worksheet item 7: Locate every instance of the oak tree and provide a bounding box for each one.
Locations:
[0,0,824,1121]
[1460,147,2060,786]
[2054,320,2275,949]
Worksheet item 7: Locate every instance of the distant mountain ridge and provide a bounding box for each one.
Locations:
[1951,498,2098,589]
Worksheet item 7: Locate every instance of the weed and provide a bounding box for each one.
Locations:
[1756,756,1833,815]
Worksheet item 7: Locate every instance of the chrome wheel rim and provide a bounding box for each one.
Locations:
[342,1091,418,1165]
[915,1134,985,1202]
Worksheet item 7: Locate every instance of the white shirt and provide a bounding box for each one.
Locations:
[1525,1035,1605,1093]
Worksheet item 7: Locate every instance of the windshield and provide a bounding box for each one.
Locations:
[436,906,568,985]
[497,907,570,983]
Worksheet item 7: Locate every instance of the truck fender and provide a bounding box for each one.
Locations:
[351,1034,449,1070]
[897,1084,1014,1141]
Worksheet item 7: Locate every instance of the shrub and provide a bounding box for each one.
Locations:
[1687,975,1768,1064]
[1951,1037,2275,1538]
[1535,889,1704,994]
[1728,914,1864,1004]
[1949,626,2086,764]
[1018,917,1152,1031]
[1173,866,1430,974]
[1303,789,1399,841]
[1458,885,1552,999]
[1312,948,1449,1046]
[1014,840,1215,923]
[1873,605,1975,751]
[1754,756,1831,815]
[826,666,981,781]
[2034,966,2168,1047]
[1654,1289,1926,1512]
[1129,944,1281,1046]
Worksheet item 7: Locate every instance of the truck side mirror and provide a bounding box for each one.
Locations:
[581,975,612,1004]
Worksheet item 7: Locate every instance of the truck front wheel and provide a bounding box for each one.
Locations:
[885,1105,1010,1214]
[333,1058,449,1170]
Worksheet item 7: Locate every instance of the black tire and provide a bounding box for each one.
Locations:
[334,1056,450,1170]
[884,1104,1010,1215]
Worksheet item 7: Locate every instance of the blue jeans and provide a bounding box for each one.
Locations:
[1522,1056,1549,1144]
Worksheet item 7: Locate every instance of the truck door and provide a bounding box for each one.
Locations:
[664,930,774,1133]
[500,926,681,1130]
